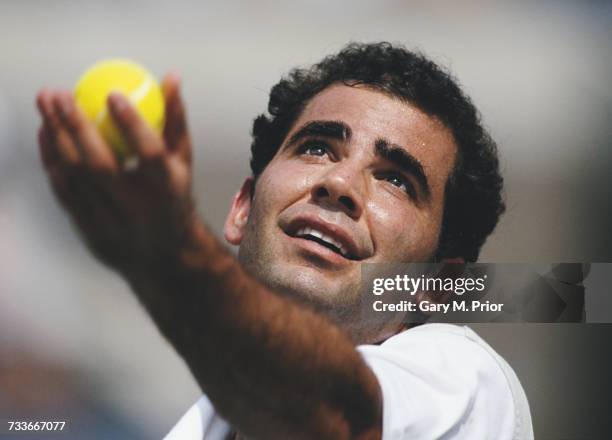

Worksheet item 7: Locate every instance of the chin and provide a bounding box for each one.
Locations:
[257,262,360,309]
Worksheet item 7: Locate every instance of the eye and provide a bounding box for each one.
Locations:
[380,173,416,198]
[298,140,330,157]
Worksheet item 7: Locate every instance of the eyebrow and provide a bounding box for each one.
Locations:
[285,119,431,200]
[286,120,352,146]
[375,139,431,200]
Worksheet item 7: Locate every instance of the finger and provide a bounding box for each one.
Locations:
[162,72,191,162]
[107,92,165,161]
[38,124,58,169]
[36,89,81,167]
[36,91,60,168]
[53,91,119,179]
[36,88,56,124]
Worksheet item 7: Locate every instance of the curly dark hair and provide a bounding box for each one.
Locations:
[249,42,505,262]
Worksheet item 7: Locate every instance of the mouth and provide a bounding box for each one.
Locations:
[293,226,355,260]
[284,217,363,261]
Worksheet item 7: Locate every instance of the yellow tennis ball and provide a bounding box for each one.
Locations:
[74,59,165,159]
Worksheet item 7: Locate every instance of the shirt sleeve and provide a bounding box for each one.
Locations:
[164,395,231,440]
[357,325,517,440]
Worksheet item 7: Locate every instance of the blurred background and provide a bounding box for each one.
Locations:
[1,0,611,438]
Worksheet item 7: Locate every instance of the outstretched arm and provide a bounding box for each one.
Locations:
[36,77,382,440]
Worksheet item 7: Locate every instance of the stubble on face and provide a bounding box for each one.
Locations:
[235,84,457,338]
[237,185,362,317]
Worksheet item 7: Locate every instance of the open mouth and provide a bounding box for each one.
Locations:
[292,227,356,260]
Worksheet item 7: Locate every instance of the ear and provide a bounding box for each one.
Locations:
[415,256,466,306]
[224,177,254,245]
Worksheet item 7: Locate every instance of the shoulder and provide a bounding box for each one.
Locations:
[357,324,533,440]
[358,323,515,391]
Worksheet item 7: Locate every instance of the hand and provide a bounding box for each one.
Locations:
[36,73,197,277]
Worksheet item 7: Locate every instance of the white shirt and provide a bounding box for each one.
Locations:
[165,324,533,439]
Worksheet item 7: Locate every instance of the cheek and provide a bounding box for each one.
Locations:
[366,198,442,260]
[253,161,315,216]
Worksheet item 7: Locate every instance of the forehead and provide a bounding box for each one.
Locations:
[290,84,457,187]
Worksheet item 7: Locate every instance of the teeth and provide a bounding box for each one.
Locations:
[310,229,323,240]
[295,227,350,258]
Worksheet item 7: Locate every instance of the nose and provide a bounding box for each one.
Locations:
[311,164,364,219]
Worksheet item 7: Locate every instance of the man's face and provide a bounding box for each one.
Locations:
[226,84,457,318]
